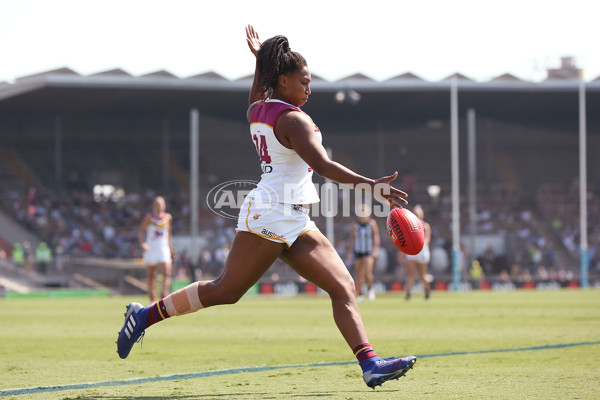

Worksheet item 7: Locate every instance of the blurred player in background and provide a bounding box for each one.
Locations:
[138,196,174,302]
[404,205,432,300]
[347,203,380,301]
[118,25,416,389]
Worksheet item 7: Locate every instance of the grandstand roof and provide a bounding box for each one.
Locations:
[0,67,599,125]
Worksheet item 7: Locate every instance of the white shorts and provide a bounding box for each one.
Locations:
[236,196,319,247]
[143,246,172,266]
[405,244,431,264]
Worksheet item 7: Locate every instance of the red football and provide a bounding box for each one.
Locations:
[386,207,425,255]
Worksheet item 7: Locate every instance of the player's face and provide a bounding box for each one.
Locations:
[278,65,311,107]
[153,199,166,214]
[357,204,371,223]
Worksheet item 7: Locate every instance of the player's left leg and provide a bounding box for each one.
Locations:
[281,231,365,346]
[418,262,431,299]
[365,255,375,301]
[117,232,284,359]
[146,265,157,302]
[280,231,416,388]
[405,260,416,301]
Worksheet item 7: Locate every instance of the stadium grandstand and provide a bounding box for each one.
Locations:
[0,57,599,296]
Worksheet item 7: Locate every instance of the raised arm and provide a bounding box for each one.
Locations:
[246,25,267,111]
[279,111,408,207]
[423,221,432,245]
[167,213,174,254]
[138,214,151,252]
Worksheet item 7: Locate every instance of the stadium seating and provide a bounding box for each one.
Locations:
[0,114,597,291]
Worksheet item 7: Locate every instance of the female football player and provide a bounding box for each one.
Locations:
[404,205,432,300]
[117,25,416,389]
[347,204,380,301]
[138,196,174,302]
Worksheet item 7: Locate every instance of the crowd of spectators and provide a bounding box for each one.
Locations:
[2,180,598,284]
[538,180,600,276]
[2,186,237,277]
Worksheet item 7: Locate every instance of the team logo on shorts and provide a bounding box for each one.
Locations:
[261,229,286,241]
[253,214,261,220]
[206,180,278,220]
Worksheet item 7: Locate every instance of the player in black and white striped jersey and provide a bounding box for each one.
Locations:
[347,204,380,301]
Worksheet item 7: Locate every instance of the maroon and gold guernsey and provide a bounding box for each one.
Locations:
[249,99,321,205]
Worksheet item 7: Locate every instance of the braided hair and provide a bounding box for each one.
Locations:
[255,35,307,95]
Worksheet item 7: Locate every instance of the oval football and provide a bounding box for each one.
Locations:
[386,207,425,255]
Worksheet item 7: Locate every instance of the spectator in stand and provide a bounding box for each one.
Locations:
[480,246,496,275]
[35,242,52,274]
[469,259,484,289]
[535,265,550,281]
[498,269,511,282]
[199,247,213,277]
[22,241,34,271]
[11,243,24,267]
[519,268,533,283]
[175,250,192,282]
[54,245,64,273]
[3,174,596,287]
[213,243,230,276]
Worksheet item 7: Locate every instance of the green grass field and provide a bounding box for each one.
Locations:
[1,290,599,400]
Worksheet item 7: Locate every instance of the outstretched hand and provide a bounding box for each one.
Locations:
[373,171,408,208]
[246,25,261,57]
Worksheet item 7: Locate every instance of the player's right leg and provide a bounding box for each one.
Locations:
[418,262,431,299]
[157,261,172,299]
[280,231,416,388]
[365,256,375,301]
[280,231,367,348]
[197,232,285,307]
[405,261,416,301]
[362,356,417,388]
[354,258,366,301]
[117,232,284,359]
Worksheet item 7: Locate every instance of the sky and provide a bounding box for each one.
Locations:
[1,0,599,84]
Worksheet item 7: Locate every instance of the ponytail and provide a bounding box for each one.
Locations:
[255,35,306,95]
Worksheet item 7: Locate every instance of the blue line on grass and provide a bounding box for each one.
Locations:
[1,340,598,397]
